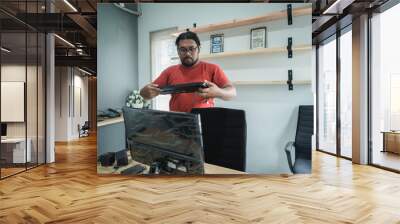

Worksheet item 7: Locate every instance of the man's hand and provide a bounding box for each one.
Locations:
[196,80,236,100]
[140,83,161,100]
[196,80,221,99]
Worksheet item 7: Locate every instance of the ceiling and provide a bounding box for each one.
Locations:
[0,0,396,75]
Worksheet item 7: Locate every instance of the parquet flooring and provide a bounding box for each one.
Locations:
[373,151,400,171]
[1,167,26,177]
[1,134,400,223]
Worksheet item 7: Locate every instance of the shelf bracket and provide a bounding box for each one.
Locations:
[287,4,292,25]
[287,70,293,91]
[287,37,293,58]
[185,23,196,32]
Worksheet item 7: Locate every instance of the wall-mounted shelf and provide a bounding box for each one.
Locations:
[170,45,311,60]
[171,6,311,36]
[233,80,311,85]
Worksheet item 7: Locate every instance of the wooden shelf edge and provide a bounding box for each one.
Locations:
[170,45,311,60]
[172,6,311,36]
[233,80,311,85]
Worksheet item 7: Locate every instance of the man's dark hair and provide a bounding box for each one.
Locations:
[175,31,201,47]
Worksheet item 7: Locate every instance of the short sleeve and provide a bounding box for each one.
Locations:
[212,64,230,87]
[153,68,170,87]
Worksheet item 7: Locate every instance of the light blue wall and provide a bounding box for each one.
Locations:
[97,3,138,155]
[137,3,313,173]
[98,122,125,155]
[216,86,312,173]
[137,3,311,86]
[98,3,138,111]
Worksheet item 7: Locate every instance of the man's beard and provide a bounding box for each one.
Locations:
[181,56,198,67]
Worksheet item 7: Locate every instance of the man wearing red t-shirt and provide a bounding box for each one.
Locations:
[140,31,236,113]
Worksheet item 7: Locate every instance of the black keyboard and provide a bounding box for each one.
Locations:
[160,82,209,95]
[120,164,146,175]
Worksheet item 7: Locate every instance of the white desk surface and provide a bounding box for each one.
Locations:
[97,115,124,127]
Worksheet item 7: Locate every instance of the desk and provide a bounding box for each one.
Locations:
[97,156,245,175]
[1,138,31,163]
[382,131,400,154]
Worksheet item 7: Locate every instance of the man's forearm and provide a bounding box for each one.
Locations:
[218,85,236,101]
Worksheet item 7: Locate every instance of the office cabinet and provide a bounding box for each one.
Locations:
[382,131,400,154]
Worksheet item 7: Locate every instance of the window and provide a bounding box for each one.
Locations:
[371,3,400,171]
[150,28,179,111]
[390,74,400,130]
[340,28,352,158]
[318,36,337,154]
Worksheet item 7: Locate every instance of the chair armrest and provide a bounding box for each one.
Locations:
[284,141,295,174]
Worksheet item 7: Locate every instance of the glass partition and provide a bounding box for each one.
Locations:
[0,1,46,179]
[1,31,28,177]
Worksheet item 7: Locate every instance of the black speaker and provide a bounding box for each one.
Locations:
[115,150,129,166]
[98,152,115,167]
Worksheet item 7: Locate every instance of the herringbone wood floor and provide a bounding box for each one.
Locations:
[1,135,400,224]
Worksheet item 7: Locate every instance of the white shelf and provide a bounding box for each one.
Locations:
[171,45,311,60]
[172,6,311,36]
[233,80,311,85]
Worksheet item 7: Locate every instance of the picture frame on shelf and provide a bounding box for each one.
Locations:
[210,34,224,53]
[250,27,267,49]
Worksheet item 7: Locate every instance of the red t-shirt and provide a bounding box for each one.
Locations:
[153,61,230,112]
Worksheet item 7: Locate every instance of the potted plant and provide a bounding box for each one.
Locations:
[125,90,150,109]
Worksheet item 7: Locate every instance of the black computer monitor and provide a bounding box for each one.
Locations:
[122,107,205,174]
[1,123,7,137]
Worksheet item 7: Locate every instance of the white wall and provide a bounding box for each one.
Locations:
[138,3,313,173]
[55,67,68,141]
[55,67,89,141]
[1,65,39,137]
[1,64,46,164]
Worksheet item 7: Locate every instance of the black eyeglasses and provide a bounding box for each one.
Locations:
[177,46,198,54]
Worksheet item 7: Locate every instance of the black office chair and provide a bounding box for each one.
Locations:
[284,105,313,174]
[191,107,247,172]
[78,121,90,138]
